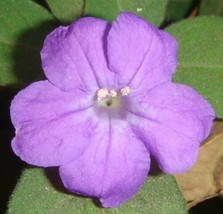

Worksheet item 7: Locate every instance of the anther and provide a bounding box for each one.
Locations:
[109,89,117,97]
[120,87,130,96]
[97,88,109,101]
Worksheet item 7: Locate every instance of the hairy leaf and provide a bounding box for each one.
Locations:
[0,0,57,86]
[84,0,167,26]
[8,168,187,214]
[200,0,223,17]
[166,17,223,118]
[46,0,84,23]
[165,0,195,22]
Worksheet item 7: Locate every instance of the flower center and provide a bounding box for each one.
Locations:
[96,87,130,109]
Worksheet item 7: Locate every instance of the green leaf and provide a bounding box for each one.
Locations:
[166,17,223,118]
[84,0,168,26]
[8,168,187,214]
[165,0,195,22]
[0,0,57,86]
[46,0,84,23]
[200,0,223,17]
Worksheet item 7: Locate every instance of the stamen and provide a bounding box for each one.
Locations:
[96,87,130,109]
[97,88,109,101]
[110,89,117,97]
[120,87,130,96]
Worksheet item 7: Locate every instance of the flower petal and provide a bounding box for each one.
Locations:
[41,17,113,92]
[107,12,177,91]
[158,30,178,76]
[11,81,95,167]
[59,120,150,208]
[127,82,215,173]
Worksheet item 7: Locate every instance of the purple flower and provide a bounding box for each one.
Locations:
[11,12,215,208]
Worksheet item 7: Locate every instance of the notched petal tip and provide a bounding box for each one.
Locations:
[108,11,177,92]
[59,122,150,208]
[127,82,214,175]
[41,16,113,92]
[10,80,94,167]
[158,143,200,174]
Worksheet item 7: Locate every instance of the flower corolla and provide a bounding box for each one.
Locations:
[11,12,215,207]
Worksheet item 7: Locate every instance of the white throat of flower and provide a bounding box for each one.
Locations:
[96,87,130,108]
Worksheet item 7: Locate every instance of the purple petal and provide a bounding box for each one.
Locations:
[11,81,95,167]
[127,82,215,173]
[107,12,177,91]
[158,30,178,76]
[59,121,150,208]
[41,17,114,92]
